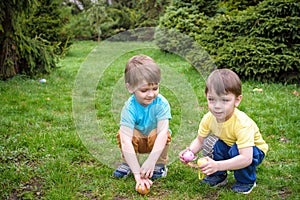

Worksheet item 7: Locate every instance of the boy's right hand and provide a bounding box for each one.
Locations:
[135,175,152,192]
[179,148,191,164]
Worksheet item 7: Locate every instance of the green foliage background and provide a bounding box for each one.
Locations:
[25,0,73,55]
[0,0,72,80]
[157,0,300,83]
[1,0,299,83]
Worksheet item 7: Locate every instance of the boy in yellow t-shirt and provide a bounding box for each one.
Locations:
[179,69,268,194]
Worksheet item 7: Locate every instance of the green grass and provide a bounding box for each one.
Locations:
[1,40,299,199]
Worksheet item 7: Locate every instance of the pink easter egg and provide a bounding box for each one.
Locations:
[183,150,195,162]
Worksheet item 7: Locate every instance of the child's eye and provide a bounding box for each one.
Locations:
[208,98,214,101]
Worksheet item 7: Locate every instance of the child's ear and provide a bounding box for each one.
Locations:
[126,83,134,94]
[235,95,243,107]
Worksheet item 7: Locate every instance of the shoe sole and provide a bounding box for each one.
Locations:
[242,182,256,194]
[213,178,228,187]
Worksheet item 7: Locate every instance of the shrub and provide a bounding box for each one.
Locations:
[25,0,73,56]
[0,0,59,80]
[158,0,300,83]
[68,0,171,41]
[197,0,300,83]
[16,34,58,77]
[67,12,95,40]
[159,0,219,38]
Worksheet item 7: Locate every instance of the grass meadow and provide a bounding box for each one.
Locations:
[1,41,299,199]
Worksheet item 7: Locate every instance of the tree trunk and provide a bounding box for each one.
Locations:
[0,10,19,80]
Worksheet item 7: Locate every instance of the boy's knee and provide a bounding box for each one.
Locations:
[116,131,122,149]
[148,129,171,147]
[166,131,172,144]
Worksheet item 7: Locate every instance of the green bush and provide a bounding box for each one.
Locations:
[155,0,220,76]
[17,34,57,77]
[158,0,300,83]
[67,12,95,40]
[68,0,171,41]
[159,0,219,38]
[0,0,60,80]
[197,0,300,83]
[219,0,263,13]
[25,0,73,55]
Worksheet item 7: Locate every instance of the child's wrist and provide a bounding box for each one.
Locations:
[133,172,141,179]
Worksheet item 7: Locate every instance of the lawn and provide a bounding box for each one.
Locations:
[1,40,299,200]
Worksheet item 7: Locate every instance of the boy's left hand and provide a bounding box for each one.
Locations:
[140,159,155,178]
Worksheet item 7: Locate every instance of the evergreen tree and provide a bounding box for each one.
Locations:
[159,0,219,38]
[86,0,108,43]
[0,0,44,80]
[197,0,300,83]
[0,0,72,80]
[26,0,73,55]
[158,0,300,83]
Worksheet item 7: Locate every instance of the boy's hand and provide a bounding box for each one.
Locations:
[199,157,217,175]
[135,176,153,192]
[140,120,169,178]
[179,136,204,164]
[179,148,193,164]
[140,159,155,178]
[179,149,188,164]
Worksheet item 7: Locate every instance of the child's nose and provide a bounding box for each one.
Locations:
[147,90,155,97]
[214,100,222,108]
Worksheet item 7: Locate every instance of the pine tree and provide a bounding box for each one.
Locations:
[0,1,36,79]
[0,0,72,80]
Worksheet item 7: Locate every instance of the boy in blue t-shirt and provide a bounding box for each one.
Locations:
[113,54,172,193]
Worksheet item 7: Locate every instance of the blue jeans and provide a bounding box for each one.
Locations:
[212,140,265,184]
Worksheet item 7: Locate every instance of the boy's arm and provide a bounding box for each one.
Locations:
[179,135,205,164]
[119,126,141,179]
[201,146,253,175]
[189,135,204,154]
[140,119,169,178]
[216,147,253,171]
[120,125,153,190]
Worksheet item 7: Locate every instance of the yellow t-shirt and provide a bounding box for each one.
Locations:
[198,108,268,155]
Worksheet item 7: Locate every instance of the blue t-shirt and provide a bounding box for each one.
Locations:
[120,94,172,135]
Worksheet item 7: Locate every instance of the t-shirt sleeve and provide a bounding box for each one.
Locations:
[155,97,172,121]
[120,103,135,130]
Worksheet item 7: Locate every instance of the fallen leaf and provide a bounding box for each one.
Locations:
[292,90,299,96]
[253,88,263,92]
[279,136,290,143]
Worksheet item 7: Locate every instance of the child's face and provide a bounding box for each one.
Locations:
[134,82,159,107]
[206,90,242,123]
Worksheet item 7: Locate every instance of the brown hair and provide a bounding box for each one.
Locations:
[205,69,241,97]
[125,54,161,89]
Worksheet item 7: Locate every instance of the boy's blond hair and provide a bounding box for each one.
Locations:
[205,69,241,97]
[125,55,161,90]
